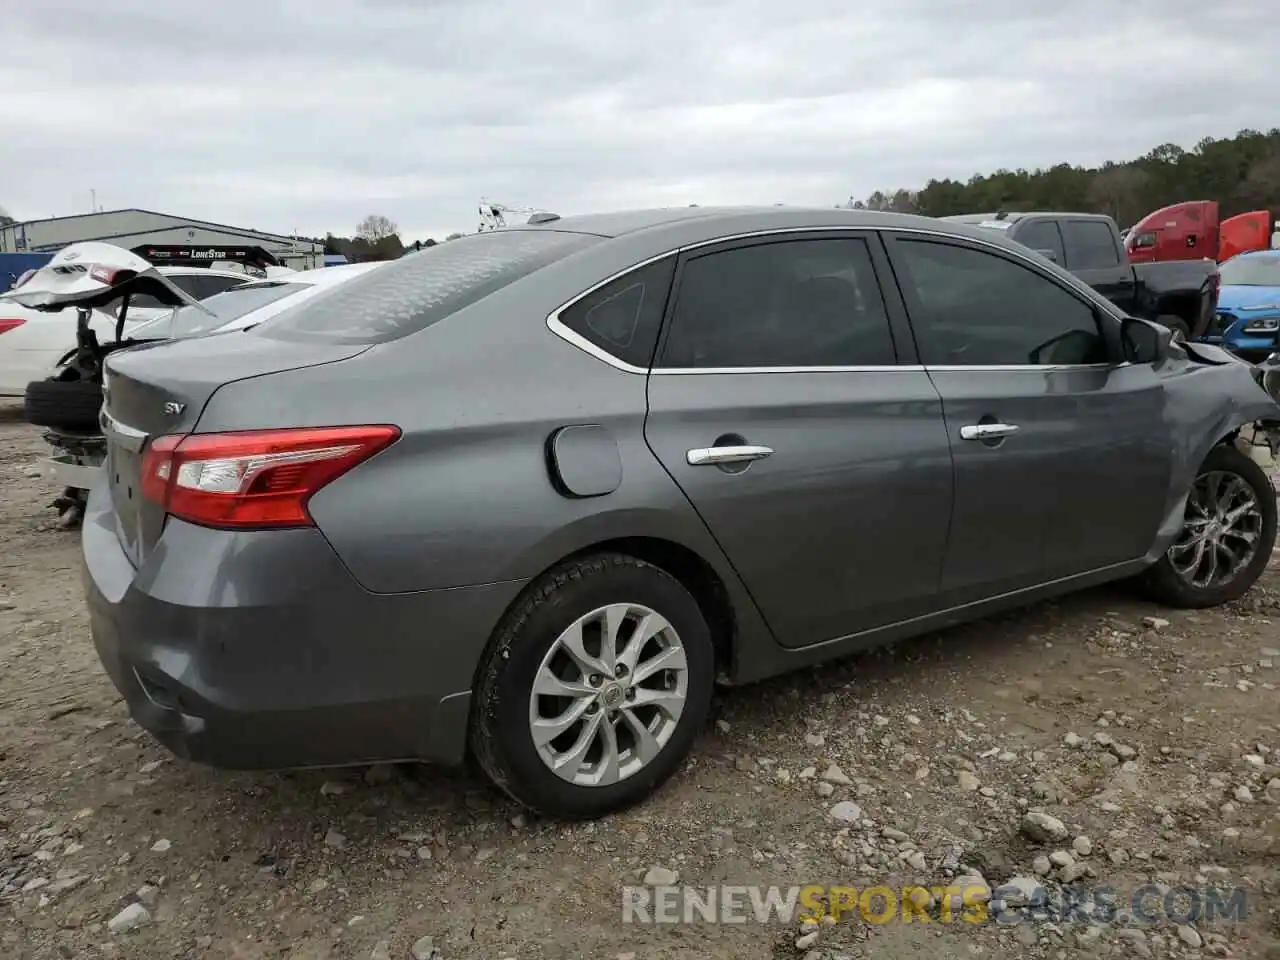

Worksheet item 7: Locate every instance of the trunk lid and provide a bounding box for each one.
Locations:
[0,241,211,314]
[102,331,369,566]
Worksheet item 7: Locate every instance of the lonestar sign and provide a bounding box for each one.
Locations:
[131,245,279,268]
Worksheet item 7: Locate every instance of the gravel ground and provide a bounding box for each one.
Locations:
[1,400,1278,960]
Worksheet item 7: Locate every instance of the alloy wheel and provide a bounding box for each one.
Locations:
[528,603,688,787]
[1167,469,1264,589]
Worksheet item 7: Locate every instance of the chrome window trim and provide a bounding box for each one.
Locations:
[651,365,925,375]
[544,224,1125,374]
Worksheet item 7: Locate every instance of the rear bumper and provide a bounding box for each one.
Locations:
[47,453,101,491]
[82,481,527,770]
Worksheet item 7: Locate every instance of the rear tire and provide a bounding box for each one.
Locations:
[23,379,103,430]
[469,553,714,819]
[1157,314,1191,343]
[1142,444,1277,608]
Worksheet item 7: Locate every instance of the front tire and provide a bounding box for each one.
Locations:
[469,553,714,819]
[1143,444,1277,608]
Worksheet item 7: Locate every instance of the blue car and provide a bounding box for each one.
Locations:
[1203,250,1280,360]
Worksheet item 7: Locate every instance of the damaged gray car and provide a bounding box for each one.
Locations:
[84,206,1280,820]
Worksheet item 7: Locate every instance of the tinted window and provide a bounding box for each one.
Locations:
[659,237,896,368]
[893,239,1107,366]
[167,281,308,337]
[1015,220,1065,264]
[557,256,675,368]
[1062,220,1121,269]
[122,293,167,311]
[259,229,599,344]
[183,274,248,299]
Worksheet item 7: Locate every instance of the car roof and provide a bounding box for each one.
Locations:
[1232,248,1280,260]
[504,205,1028,242]
[941,212,1113,224]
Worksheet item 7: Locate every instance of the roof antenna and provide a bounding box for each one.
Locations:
[995,209,1008,221]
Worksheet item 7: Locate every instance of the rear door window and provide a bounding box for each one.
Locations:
[1061,220,1121,269]
[1014,220,1066,265]
[258,229,599,343]
[658,236,897,368]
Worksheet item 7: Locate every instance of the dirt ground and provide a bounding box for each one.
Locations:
[1,400,1278,960]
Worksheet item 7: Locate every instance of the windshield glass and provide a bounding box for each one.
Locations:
[162,281,309,337]
[1219,256,1280,287]
[258,229,599,344]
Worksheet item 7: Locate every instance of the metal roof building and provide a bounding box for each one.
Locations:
[0,209,324,271]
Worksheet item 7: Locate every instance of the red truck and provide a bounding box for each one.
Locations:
[1124,201,1279,264]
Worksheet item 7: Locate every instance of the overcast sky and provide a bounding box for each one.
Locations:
[3,0,1276,242]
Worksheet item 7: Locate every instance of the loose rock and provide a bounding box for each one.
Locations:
[796,929,820,949]
[1021,811,1069,844]
[643,865,679,885]
[821,764,852,786]
[828,801,862,823]
[108,903,151,934]
[1176,924,1203,948]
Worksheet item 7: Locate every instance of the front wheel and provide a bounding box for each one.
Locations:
[1142,444,1277,608]
[469,553,714,819]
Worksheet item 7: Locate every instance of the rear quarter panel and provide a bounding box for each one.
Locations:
[193,236,759,603]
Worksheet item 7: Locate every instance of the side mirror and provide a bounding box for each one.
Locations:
[1121,316,1172,364]
[1033,248,1059,264]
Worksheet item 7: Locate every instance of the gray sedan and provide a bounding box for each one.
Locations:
[85,206,1280,819]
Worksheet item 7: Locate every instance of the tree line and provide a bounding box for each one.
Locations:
[842,128,1280,227]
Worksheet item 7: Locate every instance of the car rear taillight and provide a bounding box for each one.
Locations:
[90,265,136,285]
[0,319,25,335]
[140,425,400,529]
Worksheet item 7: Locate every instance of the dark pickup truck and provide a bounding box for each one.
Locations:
[943,212,1220,340]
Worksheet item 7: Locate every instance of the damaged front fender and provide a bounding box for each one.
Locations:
[1145,354,1280,563]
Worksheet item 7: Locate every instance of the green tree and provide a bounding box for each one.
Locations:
[850,128,1280,224]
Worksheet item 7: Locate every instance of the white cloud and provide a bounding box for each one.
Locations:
[1,0,1275,241]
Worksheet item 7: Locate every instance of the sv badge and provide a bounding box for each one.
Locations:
[163,401,186,416]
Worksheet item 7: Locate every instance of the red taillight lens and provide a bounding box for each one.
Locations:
[90,264,135,285]
[0,318,26,335]
[140,425,400,529]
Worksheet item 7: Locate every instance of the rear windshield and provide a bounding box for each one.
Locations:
[255,229,599,344]
[165,281,308,337]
